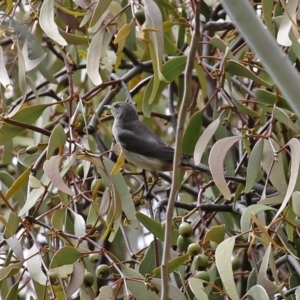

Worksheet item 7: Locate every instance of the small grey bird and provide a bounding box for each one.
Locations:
[105,101,209,174]
[105,101,211,197]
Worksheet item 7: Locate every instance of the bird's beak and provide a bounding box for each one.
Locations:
[104,105,112,110]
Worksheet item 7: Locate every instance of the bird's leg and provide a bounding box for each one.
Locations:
[122,169,159,200]
[144,171,159,200]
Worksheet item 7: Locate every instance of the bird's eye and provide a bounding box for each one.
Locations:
[114,103,119,108]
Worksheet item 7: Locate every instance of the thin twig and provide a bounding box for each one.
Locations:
[160,1,202,299]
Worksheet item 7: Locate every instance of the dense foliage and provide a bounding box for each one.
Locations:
[1,0,300,299]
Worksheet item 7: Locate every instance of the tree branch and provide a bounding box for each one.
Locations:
[160,1,202,299]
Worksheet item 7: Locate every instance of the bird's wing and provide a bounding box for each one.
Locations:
[116,122,175,162]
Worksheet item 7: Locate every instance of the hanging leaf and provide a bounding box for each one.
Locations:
[245,139,264,193]
[0,46,10,88]
[189,278,209,300]
[39,0,67,46]
[25,244,47,285]
[143,56,187,117]
[87,28,112,85]
[272,138,300,220]
[194,117,220,165]
[18,173,50,216]
[208,136,241,200]
[257,244,284,295]
[22,40,47,71]
[261,139,287,194]
[215,237,239,300]
[144,0,165,104]
[276,0,298,46]
[43,155,74,196]
[46,124,67,159]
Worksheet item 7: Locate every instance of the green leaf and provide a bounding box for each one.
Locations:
[208,136,241,200]
[262,0,274,34]
[194,61,208,99]
[240,204,276,236]
[215,237,239,300]
[182,110,203,155]
[46,124,67,159]
[0,263,23,280]
[0,46,10,87]
[43,155,74,196]
[5,168,30,201]
[22,40,47,72]
[55,2,87,16]
[59,29,89,45]
[210,37,233,58]
[255,89,291,110]
[18,148,44,167]
[144,0,165,105]
[65,262,85,298]
[50,246,83,269]
[226,60,272,88]
[262,139,287,193]
[273,106,300,134]
[272,138,300,221]
[203,225,226,244]
[143,56,187,117]
[113,23,132,54]
[0,104,52,146]
[194,116,220,165]
[5,281,19,300]
[153,253,189,277]
[87,28,112,85]
[26,244,47,285]
[39,0,67,46]
[101,157,138,228]
[189,278,209,300]
[89,0,112,30]
[17,42,26,100]
[121,264,160,300]
[51,208,66,230]
[245,139,264,193]
[292,191,300,217]
[231,97,257,117]
[3,212,20,239]
[246,285,269,300]
[136,212,179,244]
[257,244,284,295]
[18,173,50,216]
[0,172,14,189]
[276,0,297,47]
[139,240,163,276]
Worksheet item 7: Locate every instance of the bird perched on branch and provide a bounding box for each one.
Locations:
[105,101,209,196]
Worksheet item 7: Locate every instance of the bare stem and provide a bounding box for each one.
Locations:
[160,1,202,299]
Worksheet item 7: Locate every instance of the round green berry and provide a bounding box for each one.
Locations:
[135,10,145,24]
[177,235,192,252]
[193,254,209,270]
[88,253,100,263]
[178,222,193,237]
[187,243,201,256]
[84,271,95,287]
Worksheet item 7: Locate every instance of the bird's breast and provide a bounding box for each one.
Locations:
[122,149,171,172]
